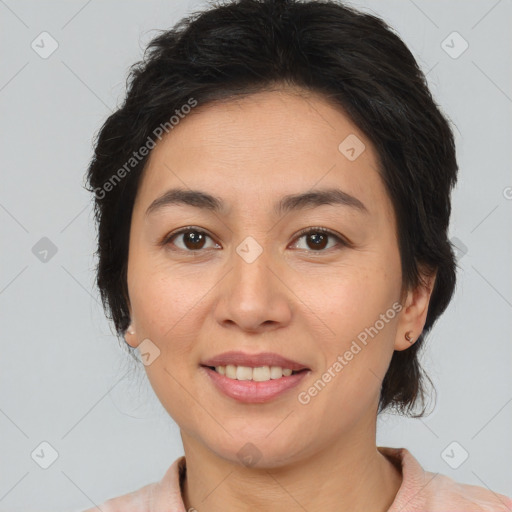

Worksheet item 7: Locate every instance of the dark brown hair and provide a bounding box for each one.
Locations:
[85,0,458,418]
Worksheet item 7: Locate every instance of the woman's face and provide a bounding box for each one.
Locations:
[125,88,427,466]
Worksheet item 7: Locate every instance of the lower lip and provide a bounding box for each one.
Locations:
[201,366,310,403]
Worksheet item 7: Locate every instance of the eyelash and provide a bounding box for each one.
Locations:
[161,226,348,254]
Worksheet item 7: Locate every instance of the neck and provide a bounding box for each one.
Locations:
[180,413,402,512]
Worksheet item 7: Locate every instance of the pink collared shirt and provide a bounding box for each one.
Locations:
[80,446,512,511]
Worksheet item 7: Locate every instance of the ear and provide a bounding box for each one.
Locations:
[123,291,136,346]
[124,315,139,348]
[395,266,437,351]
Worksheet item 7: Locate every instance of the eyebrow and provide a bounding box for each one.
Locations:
[145,187,369,217]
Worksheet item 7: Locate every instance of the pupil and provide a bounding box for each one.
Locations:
[186,232,204,249]
[182,231,328,251]
[309,233,327,250]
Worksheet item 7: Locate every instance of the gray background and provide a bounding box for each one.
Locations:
[1,0,511,510]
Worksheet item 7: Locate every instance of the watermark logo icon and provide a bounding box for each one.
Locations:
[31,441,59,469]
[135,338,161,366]
[236,236,263,264]
[441,441,469,469]
[450,236,468,261]
[338,134,365,161]
[237,442,263,467]
[31,31,59,59]
[32,237,58,263]
[441,31,469,59]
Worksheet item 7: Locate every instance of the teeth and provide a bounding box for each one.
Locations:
[236,365,252,380]
[253,366,270,381]
[215,365,296,381]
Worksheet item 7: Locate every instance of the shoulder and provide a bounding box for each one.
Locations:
[79,456,187,512]
[379,446,512,512]
[426,473,512,510]
[80,482,157,512]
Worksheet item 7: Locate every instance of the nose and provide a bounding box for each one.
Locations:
[214,240,293,333]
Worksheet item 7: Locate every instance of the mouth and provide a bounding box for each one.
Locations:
[201,351,310,375]
[201,364,308,381]
[199,351,311,402]
[200,364,310,403]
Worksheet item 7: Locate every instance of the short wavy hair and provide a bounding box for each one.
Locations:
[85,0,459,418]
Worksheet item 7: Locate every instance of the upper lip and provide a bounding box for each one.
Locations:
[201,351,310,371]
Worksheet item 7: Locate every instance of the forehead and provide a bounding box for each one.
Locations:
[134,89,392,222]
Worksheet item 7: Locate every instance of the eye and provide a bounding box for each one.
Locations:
[162,226,348,253]
[291,227,347,252]
[163,226,219,252]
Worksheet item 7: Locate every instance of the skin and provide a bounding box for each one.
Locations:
[123,87,436,512]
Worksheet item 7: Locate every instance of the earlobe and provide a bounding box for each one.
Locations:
[124,324,137,347]
[405,331,414,344]
[394,330,416,352]
[395,269,437,351]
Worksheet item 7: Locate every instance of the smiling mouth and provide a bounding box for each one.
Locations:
[202,364,308,381]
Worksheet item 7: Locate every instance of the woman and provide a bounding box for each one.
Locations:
[83,0,512,510]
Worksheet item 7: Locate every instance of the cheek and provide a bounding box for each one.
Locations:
[128,266,206,420]
[314,258,399,335]
[129,259,209,339]
[308,257,400,389]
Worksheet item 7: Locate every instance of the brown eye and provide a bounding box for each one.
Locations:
[292,227,346,252]
[162,226,347,254]
[164,227,218,252]
[307,232,328,250]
